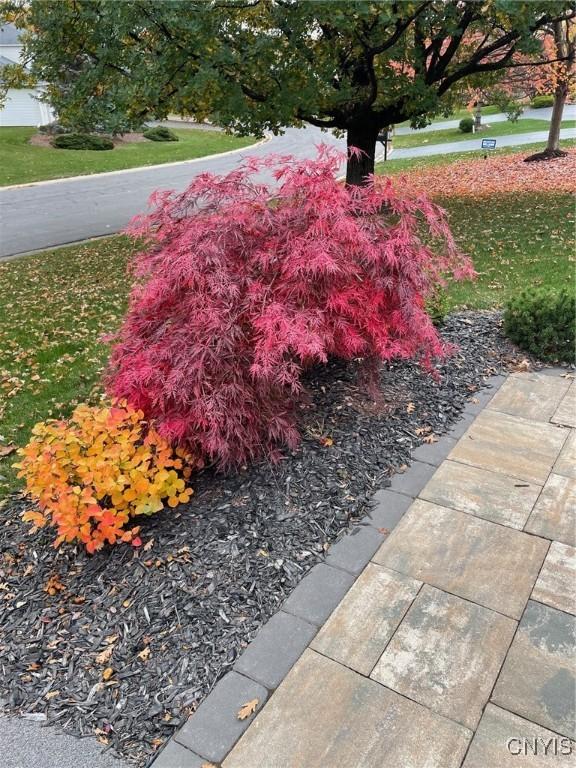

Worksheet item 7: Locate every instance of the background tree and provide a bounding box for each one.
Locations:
[525,18,575,160]
[2,0,574,184]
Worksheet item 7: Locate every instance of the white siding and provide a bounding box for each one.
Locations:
[0,88,53,126]
[0,43,22,62]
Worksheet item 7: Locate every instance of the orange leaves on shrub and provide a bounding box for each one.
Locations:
[14,401,198,553]
[398,150,576,199]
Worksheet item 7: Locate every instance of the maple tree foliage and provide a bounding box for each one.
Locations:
[400,149,576,199]
[107,147,473,469]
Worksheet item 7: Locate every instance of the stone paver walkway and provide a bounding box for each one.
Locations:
[154,370,576,768]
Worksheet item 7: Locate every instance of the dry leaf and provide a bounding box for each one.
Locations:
[422,434,438,444]
[406,402,415,413]
[95,646,113,665]
[143,538,155,552]
[415,426,431,436]
[0,444,16,457]
[105,634,119,644]
[201,763,217,768]
[44,575,65,595]
[237,698,259,720]
[137,646,151,662]
[514,359,531,372]
[102,667,114,681]
[45,690,59,700]
[320,436,333,447]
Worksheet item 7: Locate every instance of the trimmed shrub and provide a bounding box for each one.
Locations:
[504,288,575,363]
[530,94,555,108]
[15,401,198,552]
[52,133,114,151]
[459,117,474,133]
[143,126,179,142]
[107,147,474,468]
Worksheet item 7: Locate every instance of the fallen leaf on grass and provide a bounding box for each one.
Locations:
[237,698,259,720]
[0,444,16,457]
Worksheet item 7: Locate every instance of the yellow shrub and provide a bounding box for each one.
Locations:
[14,401,197,553]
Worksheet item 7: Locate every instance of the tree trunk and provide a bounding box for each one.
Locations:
[345,119,381,186]
[524,82,569,161]
[547,83,567,152]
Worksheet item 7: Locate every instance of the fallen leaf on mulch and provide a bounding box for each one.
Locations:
[95,646,114,665]
[102,667,114,681]
[137,646,151,662]
[422,434,438,444]
[406,402,415,413]
[44,575,65,595]
[320,436,334,447]
[237,698,259,720]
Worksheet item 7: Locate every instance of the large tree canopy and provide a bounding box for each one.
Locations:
[3,0,574,183]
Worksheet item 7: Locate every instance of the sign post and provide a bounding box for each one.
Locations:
[481,138,497,160]
[378,127,394,161]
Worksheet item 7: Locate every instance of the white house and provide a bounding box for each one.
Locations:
[0,23,54,126]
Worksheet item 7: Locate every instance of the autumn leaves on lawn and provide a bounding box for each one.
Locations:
[17,147,473,552]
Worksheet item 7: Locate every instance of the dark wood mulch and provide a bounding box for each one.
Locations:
[0,312,547,766]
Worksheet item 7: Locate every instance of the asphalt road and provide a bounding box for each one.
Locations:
[1,115,574,258]
[0,716,127,768]
[0,125,346,258]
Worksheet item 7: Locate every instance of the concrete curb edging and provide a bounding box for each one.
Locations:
[2,137,270,191]
[148,372,513,768]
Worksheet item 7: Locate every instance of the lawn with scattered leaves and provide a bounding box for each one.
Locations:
[0,127,257,186]
[441,193,575,310]
[0,238,136,495]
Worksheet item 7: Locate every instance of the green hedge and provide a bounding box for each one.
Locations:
[143,126,179,142]
[504,288,575,363]
[530,94,555,108]
[459,117,474,133]
[52,133,114,151]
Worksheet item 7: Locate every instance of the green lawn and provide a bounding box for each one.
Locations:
[393,118,572,150]
[0,127,257,186]
[0,185,573,496]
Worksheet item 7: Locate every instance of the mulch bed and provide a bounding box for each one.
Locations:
[0,312,553,765]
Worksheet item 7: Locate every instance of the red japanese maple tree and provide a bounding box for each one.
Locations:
[107,147,473,468]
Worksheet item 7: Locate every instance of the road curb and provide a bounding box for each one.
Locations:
[1,137,269,191]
